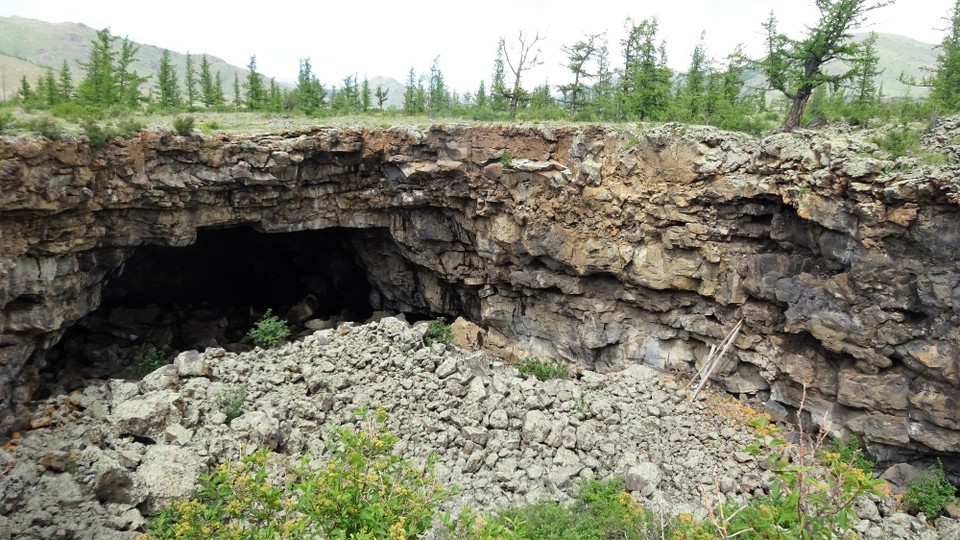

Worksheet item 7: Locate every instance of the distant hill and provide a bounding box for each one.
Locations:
[0,15,268,101]
[843,32,937,98]
[0,52,46,100]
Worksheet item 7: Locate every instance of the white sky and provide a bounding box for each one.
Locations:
[0,0,953,91]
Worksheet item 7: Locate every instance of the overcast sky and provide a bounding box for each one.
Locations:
[0,0,953,91]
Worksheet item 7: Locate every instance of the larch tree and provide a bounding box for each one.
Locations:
[199,55,215,107]
[115,37,146,108]
[155,49,181,109]
[244,55,267,110]
[76,28,117,107]
[57,61,74,102]
[559,32,602,116]
[184,52,198,108]
[619,17,673,121]
[375,83,389,110]
[760,0,894,131]
[930,0,960,111]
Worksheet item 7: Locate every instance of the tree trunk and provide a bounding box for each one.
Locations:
[782,87,812,131]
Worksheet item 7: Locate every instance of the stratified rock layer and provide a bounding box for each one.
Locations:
[2,122,960,464]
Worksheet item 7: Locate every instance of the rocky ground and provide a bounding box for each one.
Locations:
[0,317,958,539]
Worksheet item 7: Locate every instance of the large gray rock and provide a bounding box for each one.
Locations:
[111,390,183,439]
[623,462,661,497]
[136,445,202,512]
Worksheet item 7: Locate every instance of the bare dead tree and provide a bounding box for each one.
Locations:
[500,31,544,119]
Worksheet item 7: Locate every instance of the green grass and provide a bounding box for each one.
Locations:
[515,357,569,380]
[133,346,169,378]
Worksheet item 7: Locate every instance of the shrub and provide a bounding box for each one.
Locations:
[872,127,921,158]
[133,346,170,378]
[905,459,956,520]
[733,412,887,539]
[116,118,145,138]
[515,357,569,381]
[451,478,678,540]
[172,115,195,136]
[216,386,247,423]
[0,110,16,134]
[25,115,63,140]
[424,317,453,346]
[81,118,115,148]
[826,436,874,476]
[199,120,222,134]
[247,309,290,348]
[500,151,513,167]
[148,408,446,539]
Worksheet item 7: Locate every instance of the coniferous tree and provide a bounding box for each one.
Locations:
[244,55,267,110]
[76,28,117,107]
[17,76,33,103]
[760,0,893,130]
[403,67,424,114]
[619,17,673,121]
[184,52,198,108]
[475,80,488,109]
[592,39,615,119]
[115,37,146,108]
[491,42,509,113]
[233,73,241,108]
[361,76,372,112]
[42,68,57,107]
[930,0,960,111]
[34,73,47,106]
[375,83,389,110]
[155,49,181,109]
[296,58,325,112]
[57,60,74,102]
[427,57,449,114]
[559,33,601,115]
[269,78,282,111]
[199,55,213,106]
[682,32,710,121]
[851,32,882,104]
[213,71,225,107]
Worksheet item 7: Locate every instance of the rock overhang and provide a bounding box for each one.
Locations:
[1,121,960,466]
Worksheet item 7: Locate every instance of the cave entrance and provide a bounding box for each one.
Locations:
[35,225,459,398]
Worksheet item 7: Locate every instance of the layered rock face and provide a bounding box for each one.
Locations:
[1,123,959,464]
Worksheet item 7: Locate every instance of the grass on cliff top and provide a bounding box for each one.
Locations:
[0,106,675,139]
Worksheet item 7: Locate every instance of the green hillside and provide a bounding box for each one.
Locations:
[843,32,937,98]
[0,52,47,100]
[0,16,271,99]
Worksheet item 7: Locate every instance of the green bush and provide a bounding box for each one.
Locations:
[905,459,956,520]
[825,436,875,476]
[0,110,16,134]
[732,416,887,539]
[444,478,682,540]
[500,151,513,167]
[81,118,115,148]
[173,115,195,136]
[216,386,247,423]
[149,408,445,539]
[247,309,290,348]
[25,115,63,140]
[873,127,921,158]
[424,317,453,346]
[116,117,145,138]
[515,357,569,381]
[199,120,222,134]
[133,346,169,378]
